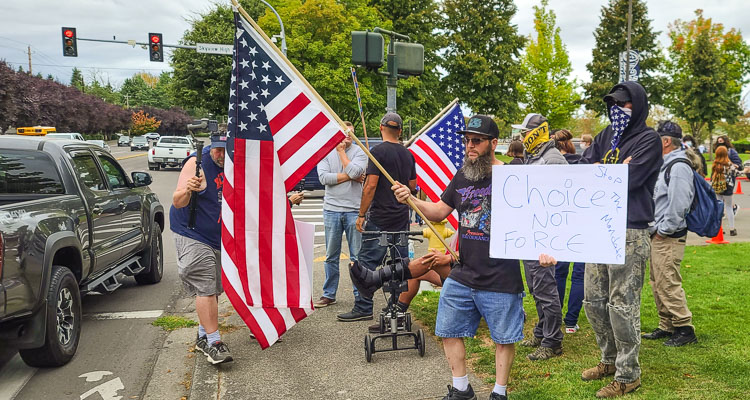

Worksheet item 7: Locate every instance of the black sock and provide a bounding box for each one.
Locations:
[396,301,410,312]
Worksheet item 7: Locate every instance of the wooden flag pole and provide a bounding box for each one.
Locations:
[232,0,456,259]
[350,67,369,149]
[404,97,460,147]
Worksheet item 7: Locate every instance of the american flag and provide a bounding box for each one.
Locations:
[221,12,345,348]
[408,103,465,229]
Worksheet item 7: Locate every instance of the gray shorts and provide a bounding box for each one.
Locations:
[174,233,223,297]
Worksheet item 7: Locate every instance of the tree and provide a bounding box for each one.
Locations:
[131,110,162,135]
[0,62,18,133]
[518,0,580,129]
[441,0,526,123]
[583,0,663,115]
[665,10,750,143]
[70,67,85,91]
[121,73,171,109]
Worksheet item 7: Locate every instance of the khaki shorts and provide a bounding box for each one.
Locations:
[174,233,223,297]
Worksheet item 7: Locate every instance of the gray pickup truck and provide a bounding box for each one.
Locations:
[0,136,165,367]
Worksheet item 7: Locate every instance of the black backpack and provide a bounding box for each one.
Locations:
[664,158,724,238]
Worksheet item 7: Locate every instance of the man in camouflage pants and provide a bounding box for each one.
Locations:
[582,82,663,398]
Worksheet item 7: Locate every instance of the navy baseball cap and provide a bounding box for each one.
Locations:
[210,133,228,148]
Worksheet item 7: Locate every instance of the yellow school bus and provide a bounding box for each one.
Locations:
[16,126,57,136]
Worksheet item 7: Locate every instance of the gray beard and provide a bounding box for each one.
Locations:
[462,151,494,182]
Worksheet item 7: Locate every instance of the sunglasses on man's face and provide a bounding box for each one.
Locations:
[462,136,489,146]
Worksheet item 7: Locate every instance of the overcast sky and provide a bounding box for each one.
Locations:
[1,0,748,91]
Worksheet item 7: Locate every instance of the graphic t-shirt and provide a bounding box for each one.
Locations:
[441,169,524,293]
[366,142,416,231]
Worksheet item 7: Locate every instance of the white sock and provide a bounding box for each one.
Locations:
[207,330,221,345]
[493,383,507,396]
[198,325,206,338]
[452,375,469,392]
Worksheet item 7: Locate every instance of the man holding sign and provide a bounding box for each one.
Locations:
[392,115,554,400]
[581,82,663,398]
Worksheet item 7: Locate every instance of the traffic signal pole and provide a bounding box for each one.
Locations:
[373,28,410,113]
[75,37,197,50]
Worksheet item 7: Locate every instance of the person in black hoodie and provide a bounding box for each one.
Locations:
[580,81,663,398]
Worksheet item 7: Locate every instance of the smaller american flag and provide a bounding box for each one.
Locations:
[408,103,465,229]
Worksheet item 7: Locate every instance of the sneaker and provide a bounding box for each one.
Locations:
[488,393,507,400]
[565,324,580,334]
[520,336,542,347]
[195,334,209,356]
[664,326,698,347]
[441,384,477,400]
[730,229,738,236]
[313,297,336,308]
[595,379,641,398]
[527,346,562,361]
[642,328,672,340]
[206,341,233,365]
[337,310,373,322]
[581,362,616,381]
[733,204,739,217]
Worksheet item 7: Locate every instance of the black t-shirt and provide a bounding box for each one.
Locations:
[441,169,524,293]
[366,142,416,230]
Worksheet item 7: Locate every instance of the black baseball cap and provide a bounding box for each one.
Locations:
[380,112,403,130]
[457,115,499,139]
[210,133,228,148]
[657,120,683,139]
[603,87,631,104]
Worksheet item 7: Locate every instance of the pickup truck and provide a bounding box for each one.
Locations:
[0,136,165,367]
[148,136,195,170]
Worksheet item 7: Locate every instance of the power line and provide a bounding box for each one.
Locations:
[3,60,169,72]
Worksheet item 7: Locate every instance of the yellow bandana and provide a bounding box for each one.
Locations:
[522,122,550,155]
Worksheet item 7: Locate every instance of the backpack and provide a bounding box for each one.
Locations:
[664,158,724,237]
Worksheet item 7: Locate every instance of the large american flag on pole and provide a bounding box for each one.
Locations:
[408,103,465,230]
[222,11,345,349]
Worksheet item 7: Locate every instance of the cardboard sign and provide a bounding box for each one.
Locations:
[489,164,629,264]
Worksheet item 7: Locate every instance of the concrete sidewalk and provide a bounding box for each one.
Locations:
[183,234,488,400]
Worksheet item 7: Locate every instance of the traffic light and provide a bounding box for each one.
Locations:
[394,42,424,76]
[62,27,77,57]
[149,33,163,62]
[351,31,384,68]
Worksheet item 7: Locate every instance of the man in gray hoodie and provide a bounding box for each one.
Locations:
[643,121,698,347]
[313,122,368,308]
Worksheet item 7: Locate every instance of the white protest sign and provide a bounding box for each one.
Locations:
[489,164,628,264]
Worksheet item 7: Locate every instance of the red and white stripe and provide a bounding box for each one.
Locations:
[409,134,460,229]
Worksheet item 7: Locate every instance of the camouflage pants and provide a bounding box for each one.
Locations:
[583,228,650,383]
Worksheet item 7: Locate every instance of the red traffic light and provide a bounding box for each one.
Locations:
[64,29,74,38]
[150,35,160,44]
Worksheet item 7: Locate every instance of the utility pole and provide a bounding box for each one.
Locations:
[27,46,32,75]
[626,0,632,81]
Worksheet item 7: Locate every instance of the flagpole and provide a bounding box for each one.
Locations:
[350,67,369,149]
[404,98,460,147]
[231,0,457,259]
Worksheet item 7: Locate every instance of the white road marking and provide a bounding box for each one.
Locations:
[0,354,37,400]
[84,310,164,320]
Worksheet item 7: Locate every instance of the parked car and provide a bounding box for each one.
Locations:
[46,132,85,141]
[131,136,149,151]
[744,159,750,180]
[495,143,510,154]
[148,136,195,170]
[144,132,161,141]
[86,139,111,152]
[0,136,164,367]
[118,135,131,147]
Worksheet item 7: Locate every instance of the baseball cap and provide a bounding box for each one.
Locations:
[457,115,500,139]
[511,113,547,132]
[210,133,228,148]
[657,120,683,139]
[380,112,403,129]
[603,87,631,104]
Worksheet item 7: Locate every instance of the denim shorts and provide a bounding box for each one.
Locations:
[435,278,525,344]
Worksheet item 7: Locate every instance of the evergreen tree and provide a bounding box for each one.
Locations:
[441,0,526,124]
[583,0,663,115]
[518,0,580,129]
[70,67,85,92]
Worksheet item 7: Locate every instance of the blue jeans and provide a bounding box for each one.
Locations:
[353,219,408,314]
[555,261,585,327]
[322,210,362,300]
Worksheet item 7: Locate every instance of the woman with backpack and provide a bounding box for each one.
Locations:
[712,146,738,236]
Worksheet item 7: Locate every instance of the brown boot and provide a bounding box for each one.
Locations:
[595,379,641,398]
[581,362,616,381]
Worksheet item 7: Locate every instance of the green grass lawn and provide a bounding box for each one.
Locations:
[411,243,750,399]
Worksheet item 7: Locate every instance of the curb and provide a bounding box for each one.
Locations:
[115,153,147,161]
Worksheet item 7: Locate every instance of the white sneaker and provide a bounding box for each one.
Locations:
[565,324,580,333]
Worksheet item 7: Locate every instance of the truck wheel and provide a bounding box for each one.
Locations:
[19,266,81,367]
[135,224,163,285]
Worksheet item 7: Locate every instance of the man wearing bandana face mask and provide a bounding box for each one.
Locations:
[581,82,663,398]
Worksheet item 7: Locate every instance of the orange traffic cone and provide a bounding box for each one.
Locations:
[706,224,730,244]
[735,179,744,194]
